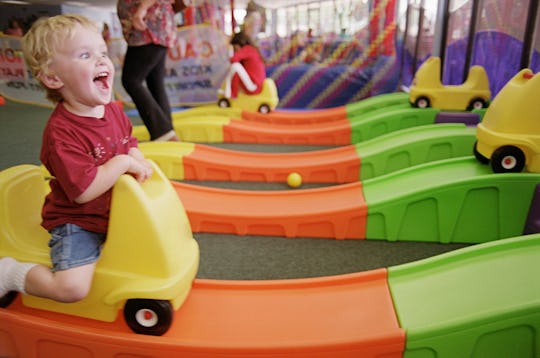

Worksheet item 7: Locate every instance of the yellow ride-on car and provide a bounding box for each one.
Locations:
[474,69,540,173]
[409,56,491,111]
[0,162,199,336]
[217,78,279,113]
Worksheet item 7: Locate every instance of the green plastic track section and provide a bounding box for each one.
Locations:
[344,91,409,118]
[348,105,441,143]
[388,233,540,357]
[362,157,540,244]
[356,123,476,180]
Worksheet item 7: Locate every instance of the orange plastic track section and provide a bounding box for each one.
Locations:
[0,270,405,357]
[172,181,367,239]
[223,118,352,145]
[240,106,347,124]
[183,143,361,183]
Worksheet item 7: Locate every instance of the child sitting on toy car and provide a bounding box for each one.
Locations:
[0,15,153,304]
[221,31,266,99]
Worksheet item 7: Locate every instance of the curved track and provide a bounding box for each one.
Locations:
[134,103,482,145]
[1,92,537,356]
[2,234,539,357]
[140,123,476,183]
[174,157,540,242]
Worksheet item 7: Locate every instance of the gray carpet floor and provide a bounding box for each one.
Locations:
[0,98,469,280]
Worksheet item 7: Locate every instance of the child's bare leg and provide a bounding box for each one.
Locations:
[25,262,97,303]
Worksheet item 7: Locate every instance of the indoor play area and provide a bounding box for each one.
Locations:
[1,0,540,357]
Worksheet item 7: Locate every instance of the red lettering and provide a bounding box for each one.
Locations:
[184,43,197,59]
[168,45,182,61]
[1,67,25,77]
[199,41,213,58]
[166,40,216,60]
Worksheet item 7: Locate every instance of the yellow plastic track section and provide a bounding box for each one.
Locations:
[138,142,196,181]
[132,115,230,143]
[172,104,242,119]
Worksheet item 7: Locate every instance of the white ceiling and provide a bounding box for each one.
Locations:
[1,0,320,10]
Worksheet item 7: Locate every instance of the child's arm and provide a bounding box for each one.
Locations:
[74,154,152,204]
[128,146,147,162]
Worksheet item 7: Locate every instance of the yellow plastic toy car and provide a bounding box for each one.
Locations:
[0,162,199,336]
[409,56,491,111]
[217,77,279,113]
[474,69,540,173]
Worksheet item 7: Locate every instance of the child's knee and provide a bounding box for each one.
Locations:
[230,62,243,72]
[56,280,91,302]
[54,269,94,303]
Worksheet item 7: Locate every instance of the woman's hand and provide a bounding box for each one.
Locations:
[132,7,148,31]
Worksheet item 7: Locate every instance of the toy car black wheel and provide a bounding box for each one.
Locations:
[491,146,525,173]
[468,98,487,110]
[124,299,173,336]
[473,141,489,164]
[217,98,230,108]
[414,96,430,108]
[258,104,271,114]
[0,291,17,308]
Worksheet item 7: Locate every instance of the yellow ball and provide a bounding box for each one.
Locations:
[287,172,302,188]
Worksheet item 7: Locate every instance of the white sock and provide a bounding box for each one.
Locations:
[0,257,37,296]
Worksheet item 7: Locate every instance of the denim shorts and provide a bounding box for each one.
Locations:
[48,223,106,272]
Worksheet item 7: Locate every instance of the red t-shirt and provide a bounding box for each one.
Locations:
[40,102,138,233]
[230,45,266,96]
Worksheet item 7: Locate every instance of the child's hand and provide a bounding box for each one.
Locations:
[127,156,153,183]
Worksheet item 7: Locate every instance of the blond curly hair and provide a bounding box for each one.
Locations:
[22,14,98,103]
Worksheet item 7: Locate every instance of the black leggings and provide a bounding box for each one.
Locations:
[121,44,173,140]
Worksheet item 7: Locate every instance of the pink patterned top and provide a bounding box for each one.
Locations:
[117,0,177,48]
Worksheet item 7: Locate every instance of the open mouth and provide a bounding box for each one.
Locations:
[94,71,110,90]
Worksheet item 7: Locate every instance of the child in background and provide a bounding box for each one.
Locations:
[4,17,24,36]
[222,31,266,99]
[0,14,153,303]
